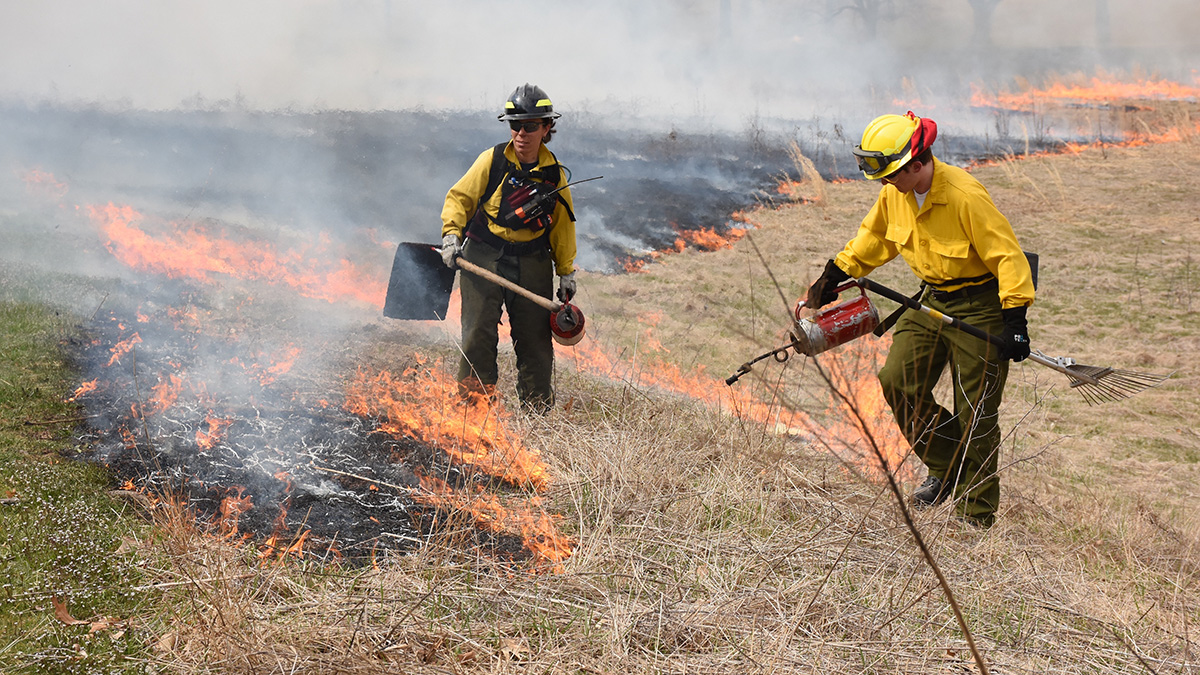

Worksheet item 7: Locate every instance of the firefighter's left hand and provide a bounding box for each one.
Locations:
[1000,306,1030,362]
[557,272,577,303]
[804,259,851,310]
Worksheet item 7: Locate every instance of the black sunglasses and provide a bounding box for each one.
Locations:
[509,120,548,133]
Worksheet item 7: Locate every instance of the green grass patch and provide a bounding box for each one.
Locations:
[0,301,154,674]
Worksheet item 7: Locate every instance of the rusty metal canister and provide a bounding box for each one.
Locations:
[793,289,880,356]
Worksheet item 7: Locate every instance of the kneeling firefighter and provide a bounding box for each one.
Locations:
[439,83,579,412]
[804,111,1035,527]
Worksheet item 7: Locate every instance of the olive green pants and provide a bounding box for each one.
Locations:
[457,238,554,411]
[878,289,1009,526]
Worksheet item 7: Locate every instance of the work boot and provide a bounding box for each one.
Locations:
[911,475,949,507]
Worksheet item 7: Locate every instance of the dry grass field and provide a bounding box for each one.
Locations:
[3,117,1199,674]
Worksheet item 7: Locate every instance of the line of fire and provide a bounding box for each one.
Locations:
[31,72,1200,572]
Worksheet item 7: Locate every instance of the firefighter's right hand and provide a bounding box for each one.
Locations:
[556,272,577,303]
[804,260,850,310]
[440,234,462,269]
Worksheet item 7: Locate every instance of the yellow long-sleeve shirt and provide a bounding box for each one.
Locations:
[441,141,577,276]
[834,157,1035,309]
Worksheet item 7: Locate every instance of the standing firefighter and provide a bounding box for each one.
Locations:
[439,84,578,413]
[805,112,1035,527]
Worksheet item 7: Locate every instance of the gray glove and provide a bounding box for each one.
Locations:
[440,234,462,269]
[557,272,577,303]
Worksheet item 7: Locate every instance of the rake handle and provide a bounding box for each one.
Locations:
[856,278,1099,385]
[856,279,1003,346]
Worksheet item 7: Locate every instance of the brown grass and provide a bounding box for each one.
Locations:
[84,136,1200,673]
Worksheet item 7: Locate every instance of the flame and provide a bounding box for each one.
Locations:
[252,474,312,564]
[345,363,549,490]
[21,168,69,201]
[106,333,142,366]
[215,488,254,538]
[147,374,183,414]
[804,340,912,479]
[669,224,748,253]
[619,256,650,273]
[228,344,305,386]
[265,345,302,377]
[417,474,575,572]
[257,529,311,563]
[971,73,1200,111]
[560,316,911,479]
[361,227,396,250]
[68,379,99,402]
[88,203,386,307]
[343,360,578,568]
[612,223,749,273]
[196,415,233,450]
[559,324,809,432]
[966,72,1200,161]
[256,530,310,562]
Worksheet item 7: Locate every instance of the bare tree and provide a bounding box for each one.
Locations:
[829,0,896,40]
[967,0,1003,47]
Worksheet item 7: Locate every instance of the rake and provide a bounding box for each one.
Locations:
[857,279,1171,405]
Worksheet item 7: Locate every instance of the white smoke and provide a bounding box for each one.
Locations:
[3,0,1195,122]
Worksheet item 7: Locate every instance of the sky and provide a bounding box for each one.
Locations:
[3,0,1195,124]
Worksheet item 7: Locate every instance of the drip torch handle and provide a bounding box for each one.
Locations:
[455,257,561,312]
[794,279,863,318]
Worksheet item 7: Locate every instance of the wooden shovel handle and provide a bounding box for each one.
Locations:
[456,257,560,312]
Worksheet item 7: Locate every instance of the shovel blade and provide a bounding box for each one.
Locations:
[382,242,456,320]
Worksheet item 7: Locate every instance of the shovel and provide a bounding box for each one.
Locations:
[857,278,1169,405]
[382,242,457,320]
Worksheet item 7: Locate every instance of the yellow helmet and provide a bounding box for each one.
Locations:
[853,111,938,180]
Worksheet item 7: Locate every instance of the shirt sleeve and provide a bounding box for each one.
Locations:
[835,189,901,278]
[547,177,577,276]
[958,191,1035,309]
[440,148,494,239]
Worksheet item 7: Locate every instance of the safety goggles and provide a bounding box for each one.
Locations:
[509,120,548,133]
[852,146,907,177]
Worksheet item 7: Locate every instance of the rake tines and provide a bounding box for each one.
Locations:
[1030,351,1171,406]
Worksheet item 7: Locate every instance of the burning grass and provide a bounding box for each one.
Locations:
[3,87,1200,672]
[8,344,1197,672]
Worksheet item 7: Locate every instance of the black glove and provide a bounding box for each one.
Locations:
[1000,306,1031,362]
[804,260,851,310]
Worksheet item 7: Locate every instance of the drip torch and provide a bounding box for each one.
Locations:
[726,279,1168,404]
[726,281,877,384]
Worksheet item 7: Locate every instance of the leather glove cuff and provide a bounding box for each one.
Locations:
[1001,306,1028,332]
[824,259,851,285]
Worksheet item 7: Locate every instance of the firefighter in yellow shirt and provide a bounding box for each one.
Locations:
[805,112,1035,527]
[439,84,578,412]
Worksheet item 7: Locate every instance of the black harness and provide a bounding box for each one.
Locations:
[464,143,576,254]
